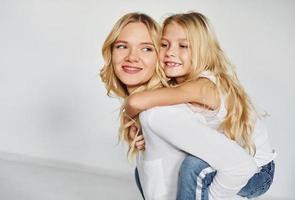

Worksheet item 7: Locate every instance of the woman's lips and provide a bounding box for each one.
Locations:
[122,65,143,74]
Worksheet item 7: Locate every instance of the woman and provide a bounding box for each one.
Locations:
[100,12,258,200]
[100,13,167,157]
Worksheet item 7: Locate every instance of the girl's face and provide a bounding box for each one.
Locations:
[160,22,192,83]
[112,22,157,92]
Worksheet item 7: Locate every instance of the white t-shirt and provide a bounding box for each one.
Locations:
[190,71,276,167]
[136,72,275,200]
[137,105,257,200]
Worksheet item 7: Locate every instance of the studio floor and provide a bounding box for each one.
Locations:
[0,157,286,200]
[0,157,141,200]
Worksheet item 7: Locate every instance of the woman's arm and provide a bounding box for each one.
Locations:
[142,105,258,199]
[125,78,219,118]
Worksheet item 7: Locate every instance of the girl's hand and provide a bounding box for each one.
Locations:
[129,125,145,151]
[134,134,145,151]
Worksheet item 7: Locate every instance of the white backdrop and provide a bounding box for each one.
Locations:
[0,0,294,199]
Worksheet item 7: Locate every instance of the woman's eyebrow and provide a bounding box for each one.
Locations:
[114,41,153,46]
[114,40,127,44]
[140,42,154,46]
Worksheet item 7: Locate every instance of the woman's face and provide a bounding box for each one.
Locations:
[160,22,192,83]
[112,22,157,92]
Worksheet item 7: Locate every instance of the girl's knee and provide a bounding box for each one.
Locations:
[180,155,210,176]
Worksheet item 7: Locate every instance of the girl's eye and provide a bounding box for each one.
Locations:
[179,44,188,48]
[160,43,168,48]
[142,47,153,52]
[115,44,127,49]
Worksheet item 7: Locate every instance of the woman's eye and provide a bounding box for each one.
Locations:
[142,47,153,52]
[115,44,127,49]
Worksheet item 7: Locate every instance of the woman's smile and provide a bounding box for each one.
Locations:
[122,65,143,74]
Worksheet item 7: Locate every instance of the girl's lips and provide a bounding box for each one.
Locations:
[122,65,143,74]
[164,61,182,68]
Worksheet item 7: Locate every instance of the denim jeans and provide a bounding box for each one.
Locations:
[135,156,275,200]
[135,167,145,199]
[176,155,275,200]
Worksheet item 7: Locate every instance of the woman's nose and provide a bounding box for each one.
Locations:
[126,49,139,62]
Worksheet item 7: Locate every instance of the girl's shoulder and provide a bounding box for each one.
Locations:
[198,71,217,84]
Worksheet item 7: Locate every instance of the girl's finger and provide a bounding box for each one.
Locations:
[136,140,145,147]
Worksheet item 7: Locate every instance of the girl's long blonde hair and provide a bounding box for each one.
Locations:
[163,12,257,154]
[100,13,167,160]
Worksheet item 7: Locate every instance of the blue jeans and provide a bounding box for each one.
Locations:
[135,167,145,199]
[135,156,275,200]
[176,155,275,200]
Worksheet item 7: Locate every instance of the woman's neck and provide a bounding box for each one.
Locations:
[127,85,139,94]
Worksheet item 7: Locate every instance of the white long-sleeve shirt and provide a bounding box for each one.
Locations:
[137,104,261,200]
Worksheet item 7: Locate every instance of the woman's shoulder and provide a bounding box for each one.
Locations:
[139,104,199,129]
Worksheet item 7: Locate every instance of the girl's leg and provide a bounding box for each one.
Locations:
[237,161,275,198]
[177,156,275,200]
[134,167,145,199]
[177,155,216,200]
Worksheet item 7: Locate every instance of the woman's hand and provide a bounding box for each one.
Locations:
[129,125,145,151]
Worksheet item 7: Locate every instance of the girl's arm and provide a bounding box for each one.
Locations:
[125,77,219,118]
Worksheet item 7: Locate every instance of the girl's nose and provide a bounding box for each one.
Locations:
[166,47,176,57]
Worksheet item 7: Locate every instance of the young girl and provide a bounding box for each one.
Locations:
[125,12,275,199]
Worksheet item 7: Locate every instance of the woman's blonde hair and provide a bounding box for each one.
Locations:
[100,13,167,160]
[163,12,257,154]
